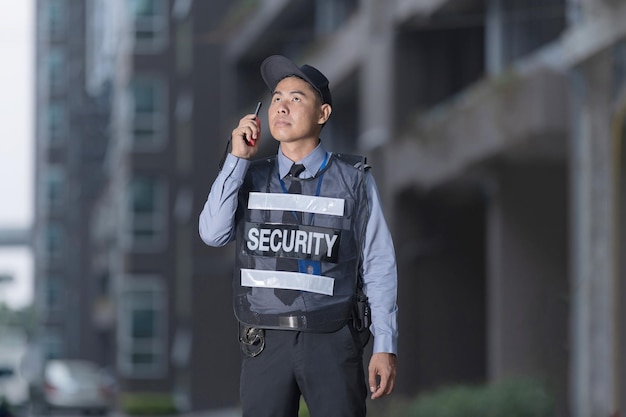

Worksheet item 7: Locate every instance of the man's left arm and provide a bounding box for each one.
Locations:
[361,171,399,399]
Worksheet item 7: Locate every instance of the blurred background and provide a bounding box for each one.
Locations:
[1,0,625,417]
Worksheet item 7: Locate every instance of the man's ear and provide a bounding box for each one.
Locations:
[317,104,332,125]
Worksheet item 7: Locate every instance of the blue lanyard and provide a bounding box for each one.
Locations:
[278,152,329,224]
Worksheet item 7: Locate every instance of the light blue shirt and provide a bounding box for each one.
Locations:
[199,142,398,355]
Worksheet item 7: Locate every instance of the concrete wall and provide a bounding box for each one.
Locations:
[394,185,486,394]
[487,162,569,415]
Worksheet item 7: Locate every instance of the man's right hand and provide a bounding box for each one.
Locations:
[231,113,261,159]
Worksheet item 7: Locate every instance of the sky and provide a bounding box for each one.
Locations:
[0,1,34,309]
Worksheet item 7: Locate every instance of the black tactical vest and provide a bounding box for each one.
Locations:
[233,153,369,332]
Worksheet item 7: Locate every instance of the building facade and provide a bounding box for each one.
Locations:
[33,0,239,411]
[33,0,109,361]
[214,0,626,416]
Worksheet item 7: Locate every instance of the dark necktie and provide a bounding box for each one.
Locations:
[288,164,305,188]
[286,164,305,220]
[274,163,305,305]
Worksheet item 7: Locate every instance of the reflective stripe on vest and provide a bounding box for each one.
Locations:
[248,192,345,217]
[241,268,335,296]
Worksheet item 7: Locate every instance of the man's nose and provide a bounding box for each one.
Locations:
[276,103,288,113]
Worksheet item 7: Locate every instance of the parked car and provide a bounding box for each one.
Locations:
[0,327,30,415]
[0,362,29,412]
[29,359,114,415]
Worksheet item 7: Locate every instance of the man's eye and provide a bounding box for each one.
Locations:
[293,97,301,102]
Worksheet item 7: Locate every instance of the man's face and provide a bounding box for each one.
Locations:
[268,76,329,144]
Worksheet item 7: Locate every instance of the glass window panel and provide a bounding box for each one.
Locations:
[133,226,157,239]
[127,177,165,247]
[133,80,157,113]
[130,77,166,149]
[136,29,157,42]
[130,0,158,17]
[48,0,66,38]
[48,178,62,206]
[129,0,168,52]
[130,289,157,306]
[43,332,64,360]
[48,49,65,88]
[133,128,157,146]
[131,178,157,213]
[132,309,156,338]
[119,278,165,376]
[46,276,63,310]
[132,352,155,365]
[48,103,66,144]
[47,167,64,209]
[47,224,64,260]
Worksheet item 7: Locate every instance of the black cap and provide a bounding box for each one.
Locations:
[260,55,332,106]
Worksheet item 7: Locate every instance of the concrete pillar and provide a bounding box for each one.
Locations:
[618,99,626,417]
[485,0,504,76]
[359,0,393,153]
[359,0,395,212]
[569,50,620,417]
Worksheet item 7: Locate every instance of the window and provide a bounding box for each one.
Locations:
[43,330,64,360]
[46,223,64,264]
[47,0,66,39]
[119,277,166,377]
[127,176,167,249]
[48,102,67,146]
[46,276,64,313]
[487,0,566,72]
[128,0,169,52]
[47,166,65,212]
[48,48,66,92]
[130,76,167,150]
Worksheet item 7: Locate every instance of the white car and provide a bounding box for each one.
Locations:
[0,328,30,413]
[30,359,114,415]
[0,362,29,410]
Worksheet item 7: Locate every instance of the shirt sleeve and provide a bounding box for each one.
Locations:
[361,172,399,355]
[198,153,250,247]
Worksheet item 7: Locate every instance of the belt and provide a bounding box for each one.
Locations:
[236,299,353,332]
[269,307,348,332]
[278,315,307,329]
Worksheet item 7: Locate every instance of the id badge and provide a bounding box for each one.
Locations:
[298,260,321,275]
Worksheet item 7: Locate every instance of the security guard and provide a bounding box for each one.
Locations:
[199,55,398,417]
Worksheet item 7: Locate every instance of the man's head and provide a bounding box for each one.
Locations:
[261,55,332,107]
[260,55,332,149]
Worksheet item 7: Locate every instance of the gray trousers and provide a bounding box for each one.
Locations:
[240,324,367,417]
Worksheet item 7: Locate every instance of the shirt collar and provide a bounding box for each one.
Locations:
[278,141,328,179]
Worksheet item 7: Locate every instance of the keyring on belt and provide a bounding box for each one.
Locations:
[239,325,265,357]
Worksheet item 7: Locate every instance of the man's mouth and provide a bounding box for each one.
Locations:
[274,119,290,126]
